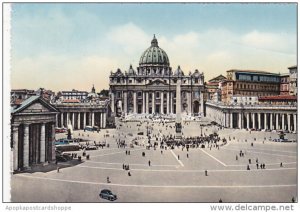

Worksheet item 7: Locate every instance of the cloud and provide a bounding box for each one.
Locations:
[241,30,296,55]
[106,22,149,56]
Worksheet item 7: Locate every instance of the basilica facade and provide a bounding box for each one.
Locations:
[109,35,205,117]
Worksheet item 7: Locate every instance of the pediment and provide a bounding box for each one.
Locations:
[147,79,169,86]
[12,96,58,114]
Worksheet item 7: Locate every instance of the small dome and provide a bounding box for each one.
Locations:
[139,35,170,67]
[192,69,201,77]
[128,64,136,75]
[174,65,184,76]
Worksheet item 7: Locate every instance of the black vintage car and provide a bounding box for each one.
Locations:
[99,189,117,201]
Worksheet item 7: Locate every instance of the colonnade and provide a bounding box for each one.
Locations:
[224,112,297,132]
[56,112,106,129]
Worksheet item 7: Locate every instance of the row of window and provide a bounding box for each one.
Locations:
[237,74,280,82]
[235,83,278,91]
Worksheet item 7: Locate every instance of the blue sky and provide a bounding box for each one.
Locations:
[11,3,297,92]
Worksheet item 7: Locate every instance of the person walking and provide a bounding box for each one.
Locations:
[148,160,151,166]
[205,170,208,176]
[107,177,110,183]
[178,155,180,160]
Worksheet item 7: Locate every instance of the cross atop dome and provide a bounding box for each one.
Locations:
[151,34,158,47]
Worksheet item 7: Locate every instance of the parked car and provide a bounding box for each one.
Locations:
[85,145,97,150]
[99,189,117,201]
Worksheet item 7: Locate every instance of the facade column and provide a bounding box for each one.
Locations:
[77,113,81,130]
[282,114,285,130]
[152,92,155,114]
[264,113,267,129]
[12,125,19,171]
[246,113,250,129]
[293,114,297,132]
[276,113,279,130]
[133,92,137,113]
[252,113,256,129]
[142,92,145,114]
[186,92,190,115]
[230,112,233,128]
[238,113,242,129]
[99,113,102,128]
[111,92,115,113]
[258,113,261,129]
[103,113,106,128]
[167,92,170,114]
[146,92,149,114]
[124,92,127,114]
[160,92,164,114]
[40,123,46,163]
[92,112,95,127]
[200,92,204,115]
[83,112,86,128]
[287,114,291,131]
[61,113,64,128]
[23,124,29,168]
[170,92,173,114]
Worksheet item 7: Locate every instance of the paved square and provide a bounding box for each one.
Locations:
[11,119,297,202]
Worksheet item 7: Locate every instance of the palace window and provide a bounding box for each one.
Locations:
[195,78,199,83]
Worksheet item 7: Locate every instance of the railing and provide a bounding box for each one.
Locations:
[206,101,297,110]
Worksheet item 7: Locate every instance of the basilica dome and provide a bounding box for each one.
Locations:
[139,35,170,67]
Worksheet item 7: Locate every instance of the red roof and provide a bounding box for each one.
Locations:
[259,95,297,101]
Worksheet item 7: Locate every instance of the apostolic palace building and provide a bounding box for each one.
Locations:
[109,35,205,117]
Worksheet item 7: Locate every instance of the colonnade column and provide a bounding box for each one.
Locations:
[12,125,18,171]
[146,92,149,114]
[252,113,256,129]
[92,112,95,127]
[72,113,75,127]
[287,114,291,131]
[23,124,29,168]
[77,113,81,129]
[246,113,250,129]
[276,113,279,130]
[293,114,297,132]
[230,112,233,128]
[282,114,285,130]
[67,112,70,126]
[152,92,155,114]
[258,113,261,129]
[61,113,64,128]
[133,92,137,114]
[239,113,242,129]
[264,113,267,129]
[270,113,273,130]
[40,123,46,163]
[83,112,86,128]
[160,92,164,114]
